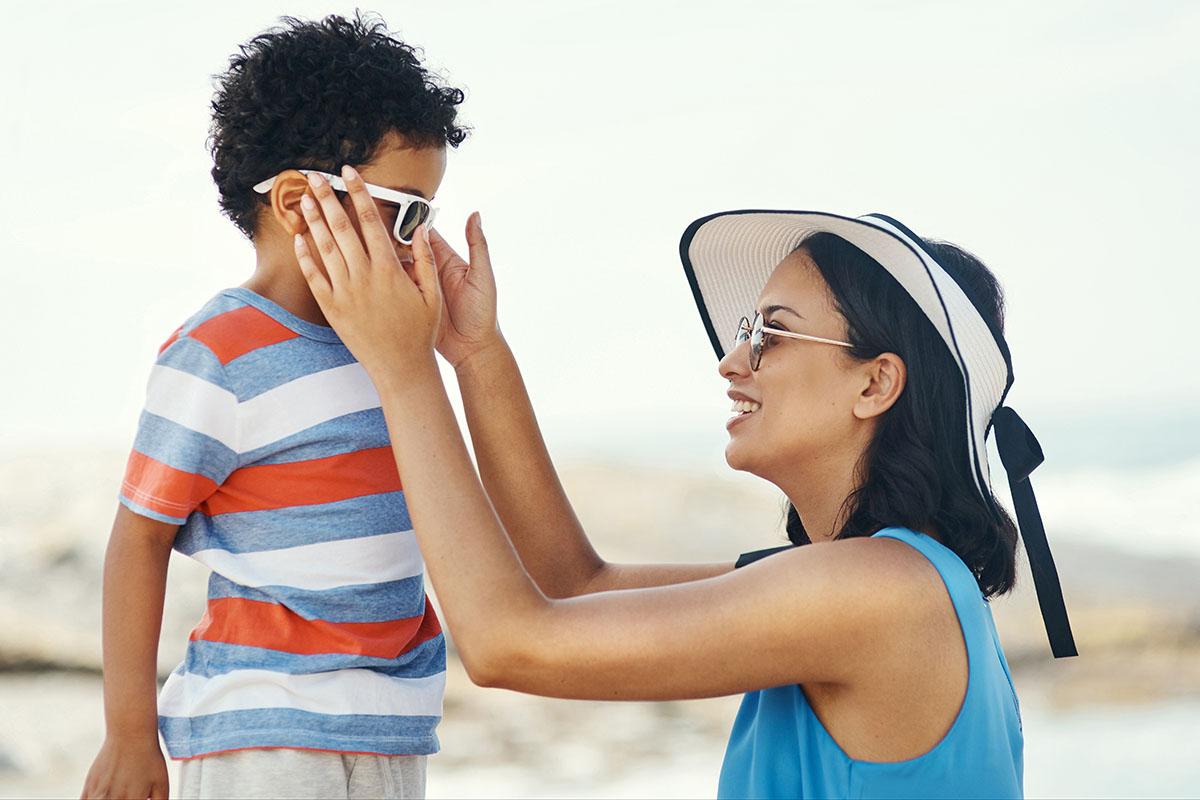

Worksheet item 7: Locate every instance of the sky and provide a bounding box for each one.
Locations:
[2,0,1197,473]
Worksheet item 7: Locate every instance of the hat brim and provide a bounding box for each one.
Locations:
[679,209,1014,497]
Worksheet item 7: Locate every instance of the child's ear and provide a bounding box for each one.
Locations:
[268,170,313,236]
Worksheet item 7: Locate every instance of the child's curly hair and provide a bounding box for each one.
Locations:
[208,11,469,240]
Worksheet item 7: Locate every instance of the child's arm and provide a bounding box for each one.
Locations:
[80,504,173,800]
[82,318,238,799]
[455,336,733,599]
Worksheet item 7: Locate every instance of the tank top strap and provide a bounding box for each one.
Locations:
[869,526,992,699]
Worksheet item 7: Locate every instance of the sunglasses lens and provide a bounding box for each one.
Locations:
[750,314,764,369]
[397,201,431,242]
[733,318,750,348]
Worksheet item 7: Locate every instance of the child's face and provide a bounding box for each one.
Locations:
[341,130,448,267]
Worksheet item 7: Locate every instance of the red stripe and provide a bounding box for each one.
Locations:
[158,325,184,355]
[189,306,299,365]
[200,446,401,516]
[189,595,442,658]
[121,450,218,520]
[409,600,442,650]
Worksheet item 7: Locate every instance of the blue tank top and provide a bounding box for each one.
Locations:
[717,527,1024,799]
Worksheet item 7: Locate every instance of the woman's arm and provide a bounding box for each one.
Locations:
[453,333,733,598]
[374,362,930,699]
[291,168,931,700]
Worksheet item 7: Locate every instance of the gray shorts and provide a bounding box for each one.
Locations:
[176,747,427,799]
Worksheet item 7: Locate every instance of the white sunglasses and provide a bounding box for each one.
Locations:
[252,169,437,245]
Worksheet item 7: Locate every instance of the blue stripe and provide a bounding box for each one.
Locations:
[118,493,186,526]
[224,336,358,400]
[155,334,229,385]
[181,635,446,679]
[239,408,391,466]
[207,572,427,623]
[159,708,440,758]
[131,411,239,484]
[173,491,412,555]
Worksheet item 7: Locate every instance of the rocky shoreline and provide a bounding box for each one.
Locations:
[2,449,1198,695]
[2,448,1199,797]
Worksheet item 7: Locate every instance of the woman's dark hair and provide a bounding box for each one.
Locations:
[208,11,470,240]
[785,232,1019,598]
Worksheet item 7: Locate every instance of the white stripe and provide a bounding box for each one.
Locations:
[238,363,381,452]
[143,365,239,450]
[158,668,445,718]
[190,531,423,591]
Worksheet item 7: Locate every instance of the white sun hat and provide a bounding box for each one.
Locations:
[681,209,1077,660]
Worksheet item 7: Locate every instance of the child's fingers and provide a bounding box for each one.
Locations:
[294,234,333,303]
[299,192,349,287]
[339,164,395,264]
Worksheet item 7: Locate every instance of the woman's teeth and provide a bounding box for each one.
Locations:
[730,400,761,415]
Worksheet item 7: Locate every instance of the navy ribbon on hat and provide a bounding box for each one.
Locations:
[734,406,1078,660]
[992,406,1077,658]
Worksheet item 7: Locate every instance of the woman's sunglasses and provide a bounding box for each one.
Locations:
[252,169,437,245]
[733,311,854,370]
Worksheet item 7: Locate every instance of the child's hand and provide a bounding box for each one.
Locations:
[80,734,168,800]
[429,216,502,369]
[294,167,442,379]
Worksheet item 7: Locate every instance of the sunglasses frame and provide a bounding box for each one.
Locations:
[252,169,437,245]
[734,311,855,370]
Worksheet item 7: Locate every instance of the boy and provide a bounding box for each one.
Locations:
[81,12,468,799]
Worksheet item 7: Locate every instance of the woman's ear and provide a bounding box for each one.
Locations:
[267,170,313,236]
[852,352,906,420]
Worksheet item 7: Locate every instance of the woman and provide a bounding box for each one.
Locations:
[292,165,1076,798]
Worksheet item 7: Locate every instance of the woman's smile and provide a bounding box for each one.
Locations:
[727,392,763,430]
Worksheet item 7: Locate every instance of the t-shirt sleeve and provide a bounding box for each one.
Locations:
[118,332,240,525]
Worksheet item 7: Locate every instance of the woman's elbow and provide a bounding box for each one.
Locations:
[456,621,555,690]
[458,639,525,689]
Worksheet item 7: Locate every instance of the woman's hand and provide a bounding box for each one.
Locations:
[430,215,503,369]
[293,166,442,379]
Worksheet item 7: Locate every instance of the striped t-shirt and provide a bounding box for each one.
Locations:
[118,286,445,760]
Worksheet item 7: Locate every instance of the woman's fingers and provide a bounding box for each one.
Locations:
[294,233,333,305]
[428,227,467,272]
[339,164,396,264]
[299,188,349,288]
[307,172,367,272]
[465,211,493,279]
[411,224,442,309]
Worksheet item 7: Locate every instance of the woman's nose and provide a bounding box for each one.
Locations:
[719,339,751,381]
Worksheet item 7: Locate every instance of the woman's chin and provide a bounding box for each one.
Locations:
[723,440,754,473]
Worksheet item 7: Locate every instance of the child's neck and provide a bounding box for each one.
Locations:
[242,249,331,329]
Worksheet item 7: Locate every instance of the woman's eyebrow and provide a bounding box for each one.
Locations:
[762,304,805,320]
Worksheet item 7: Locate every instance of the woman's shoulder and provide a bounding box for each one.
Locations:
[716,528,968,688]
[798,528,956,600]
[867,526,983,604]
[759,530,962,637]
